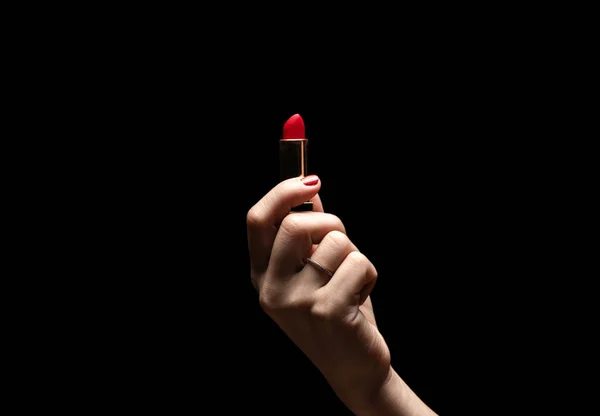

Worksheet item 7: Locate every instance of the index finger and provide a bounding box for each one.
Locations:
[247,175,323,274]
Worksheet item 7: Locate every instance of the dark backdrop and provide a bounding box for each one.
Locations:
[77,42,543,414]
[24,6,587,414]
[98,82,519,414]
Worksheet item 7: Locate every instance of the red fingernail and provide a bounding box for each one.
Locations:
[301,175,319,186]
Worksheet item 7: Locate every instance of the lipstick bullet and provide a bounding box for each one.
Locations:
[280,114,313,212]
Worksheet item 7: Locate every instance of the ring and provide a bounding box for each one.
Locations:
[304,257,334,277]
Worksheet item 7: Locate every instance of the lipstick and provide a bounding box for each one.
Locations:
[280,113,313,212]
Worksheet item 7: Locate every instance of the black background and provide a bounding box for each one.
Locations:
[90,75,528,414]
[12,3,596,413]
[44,17,573,413]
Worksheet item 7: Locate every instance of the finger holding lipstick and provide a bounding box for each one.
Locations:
[247,174,323,276]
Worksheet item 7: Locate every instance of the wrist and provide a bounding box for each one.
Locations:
[353,368,437,416]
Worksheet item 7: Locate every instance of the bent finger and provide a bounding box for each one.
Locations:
[247,175,322,274]
[321,251,378,307]
[269,212,346,278]
[300,230,358,288]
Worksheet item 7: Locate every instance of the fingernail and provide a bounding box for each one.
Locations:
[301,175,319,186]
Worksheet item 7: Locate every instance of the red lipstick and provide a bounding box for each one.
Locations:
[280,113,313,211]
[283,113,305,139]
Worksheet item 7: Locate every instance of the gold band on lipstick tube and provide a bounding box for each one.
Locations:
[280,139,313,212]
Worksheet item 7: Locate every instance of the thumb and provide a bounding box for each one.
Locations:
[256,175,323,224]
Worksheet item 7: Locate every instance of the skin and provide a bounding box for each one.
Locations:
[246,175,438,415]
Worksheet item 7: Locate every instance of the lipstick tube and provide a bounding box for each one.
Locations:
[280,138,307,180]
[280,139,313,212]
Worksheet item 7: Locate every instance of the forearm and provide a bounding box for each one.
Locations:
[351,368,438,416]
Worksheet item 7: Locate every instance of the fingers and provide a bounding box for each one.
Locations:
[269,212,346,278]
[247,176,322,274]
[247,174,375,310]
[321,251,378,307]
[301,230,358,288]
[310,193,324,212]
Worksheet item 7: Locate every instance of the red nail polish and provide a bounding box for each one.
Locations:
[301,175,319,186]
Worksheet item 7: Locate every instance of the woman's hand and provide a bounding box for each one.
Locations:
[246,175,391,411]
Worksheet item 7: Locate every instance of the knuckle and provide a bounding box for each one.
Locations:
[325,212,341,222]
[246,206,265,230]
[310,292,337,321]
[279,214,306,237]
[346,251,370,271]
[325,213,345,231]
[310,303,334,322]
[259,286,312,315]
[286,291,313,311]
[258,289,279,312]
[323,230,350,250]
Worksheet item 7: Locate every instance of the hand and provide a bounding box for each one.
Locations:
[246,175,390,411]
